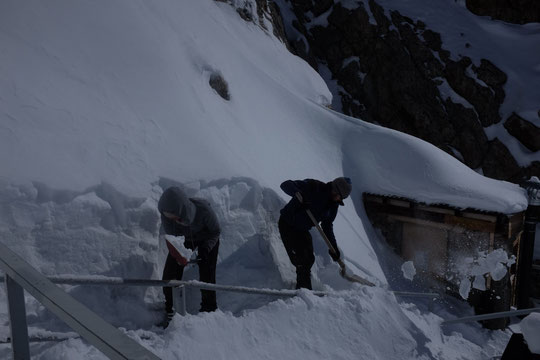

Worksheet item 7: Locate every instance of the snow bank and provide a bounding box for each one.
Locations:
[15,288,508,360]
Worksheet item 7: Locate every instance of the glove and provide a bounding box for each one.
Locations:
[329,248,341,262]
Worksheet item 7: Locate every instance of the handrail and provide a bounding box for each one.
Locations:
[0,275,440,298]
[0,241,160,360]
[441,307,540,325]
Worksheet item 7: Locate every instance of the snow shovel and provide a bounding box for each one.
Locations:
[165,238,190,266]
[295,192,375,287]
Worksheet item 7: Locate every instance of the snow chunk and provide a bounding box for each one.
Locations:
[72,192,111,210]
[401,261,416,281]
[472,274,486,291]
[459,278,472,300]
[451,249,515,299]
[164,234,194,260]
[521,312,540,354]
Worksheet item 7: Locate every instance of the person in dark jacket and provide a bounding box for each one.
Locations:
[157,186,221,321]
[279,177,352,290]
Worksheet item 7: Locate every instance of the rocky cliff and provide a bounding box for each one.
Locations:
[226,0,539,183]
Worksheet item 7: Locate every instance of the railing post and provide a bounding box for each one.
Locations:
[180,286,187,316]
[517,178,540,309]
[5,274,30,360]
[0,242,160,360]
[172,286,187,316]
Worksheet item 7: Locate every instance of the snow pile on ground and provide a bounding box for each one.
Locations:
[19,288,510,360]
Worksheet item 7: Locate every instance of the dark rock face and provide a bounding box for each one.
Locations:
[444,57,504,126]
[520,162,540,182]
[444,100,488,169]
[482,139,522,180]
[466,0,540,24]
[231,0,291,49]
[504,113,540,152]
[275,0,539,182]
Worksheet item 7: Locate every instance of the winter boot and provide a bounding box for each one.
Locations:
[157,310,175,329]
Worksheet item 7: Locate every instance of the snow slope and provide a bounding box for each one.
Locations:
[0,0,531,358]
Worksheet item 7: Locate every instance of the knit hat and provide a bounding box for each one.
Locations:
[332,177,352,205]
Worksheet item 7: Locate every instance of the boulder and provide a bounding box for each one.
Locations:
[482,139,521,180]
[504,113,540,152]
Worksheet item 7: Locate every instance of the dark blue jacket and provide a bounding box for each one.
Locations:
[279,179,339,250]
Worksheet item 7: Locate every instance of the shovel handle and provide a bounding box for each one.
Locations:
[294,192,340,256]
[294,193,375,286]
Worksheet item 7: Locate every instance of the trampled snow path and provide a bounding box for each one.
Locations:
[9,288,509,360]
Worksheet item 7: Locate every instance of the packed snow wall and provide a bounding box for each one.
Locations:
[0,176,362,332]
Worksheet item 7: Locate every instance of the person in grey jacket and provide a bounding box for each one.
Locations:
[157,186,220,319]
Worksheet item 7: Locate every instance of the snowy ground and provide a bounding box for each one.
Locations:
[0,0,535,359]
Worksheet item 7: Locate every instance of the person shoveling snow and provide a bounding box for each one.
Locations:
[277,177,374,289]
[157,186,221,327]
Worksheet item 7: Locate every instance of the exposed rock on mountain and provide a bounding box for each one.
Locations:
[272,0,538,182]
[466,0,540,24]
[504,113,540,152]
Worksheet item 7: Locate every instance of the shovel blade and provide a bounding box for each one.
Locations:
[165,239,189,266]
[338,261,375,286]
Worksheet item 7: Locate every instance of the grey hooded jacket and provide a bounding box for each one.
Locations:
[158,187,220,257]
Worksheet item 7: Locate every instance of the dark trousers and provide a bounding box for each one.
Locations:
[278,216,315,290]
[162,240,219,313]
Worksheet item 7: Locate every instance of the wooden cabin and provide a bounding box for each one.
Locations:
[363,193,526,329]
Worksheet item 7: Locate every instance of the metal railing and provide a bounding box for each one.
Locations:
[441,307,540,326]
[0,275,440,317]
[0,241,160,360]
[0,241,441,358]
